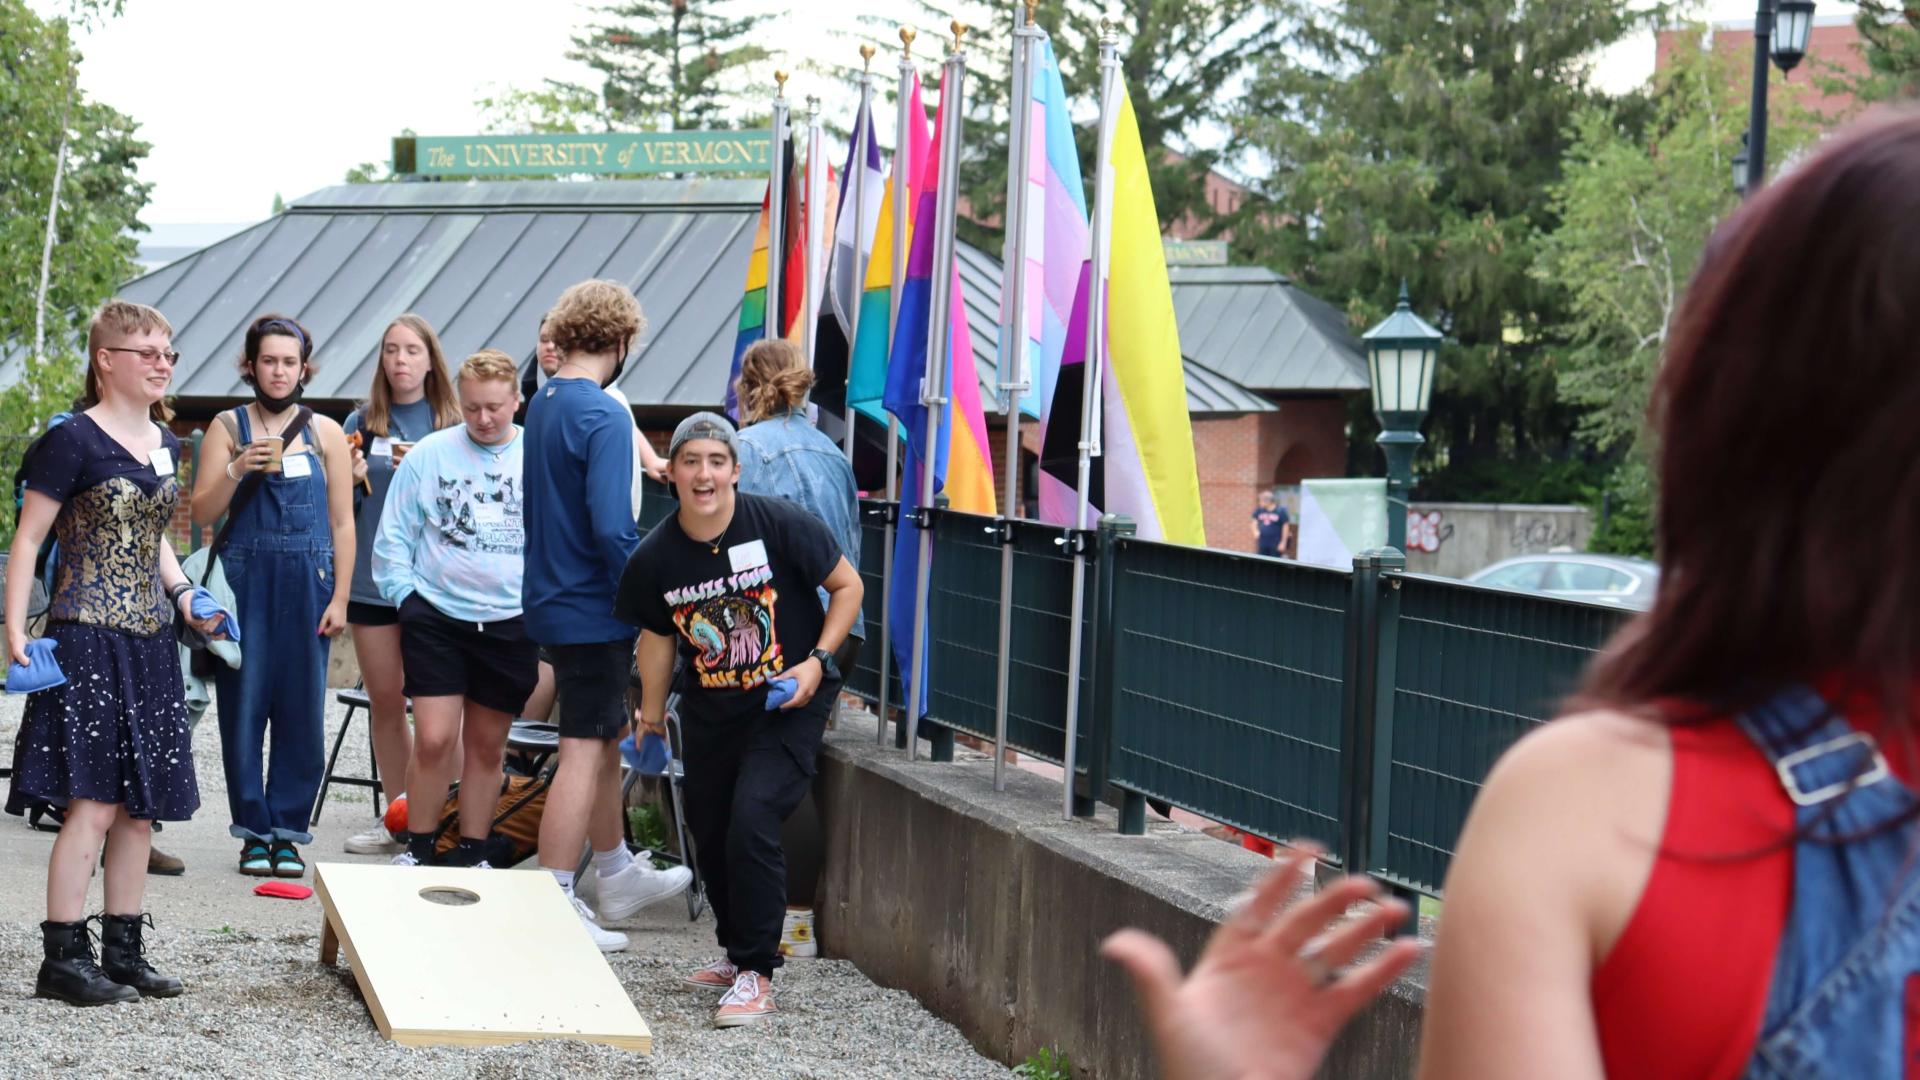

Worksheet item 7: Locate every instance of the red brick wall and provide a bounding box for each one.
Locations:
[1655,20,1868,125]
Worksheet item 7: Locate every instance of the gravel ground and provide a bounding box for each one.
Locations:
[0,693,1011,1079]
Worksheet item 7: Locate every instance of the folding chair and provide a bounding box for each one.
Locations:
[312,682,408,823]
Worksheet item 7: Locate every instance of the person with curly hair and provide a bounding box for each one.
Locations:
[522,280,691,951]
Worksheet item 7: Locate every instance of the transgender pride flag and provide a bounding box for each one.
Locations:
[1015,39,1093,524]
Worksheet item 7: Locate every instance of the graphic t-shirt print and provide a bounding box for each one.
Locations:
[667,563,786,690]
[434,471,523,554]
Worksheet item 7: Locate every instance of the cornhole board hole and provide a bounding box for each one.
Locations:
[314,863,650,1052]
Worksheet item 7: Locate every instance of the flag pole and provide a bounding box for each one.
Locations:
[991,0,1042,792]
[1060,23,1120,820]
[878,26,917,746]
[801,95,824,369]
[906,22,968,762]
[843,47,877,462]
[768,72,791,347]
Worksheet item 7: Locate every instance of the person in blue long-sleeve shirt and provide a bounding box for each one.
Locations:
[521,280,691,951]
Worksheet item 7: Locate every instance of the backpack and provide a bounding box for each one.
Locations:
[11,411,73,587]
[427,772,552,867]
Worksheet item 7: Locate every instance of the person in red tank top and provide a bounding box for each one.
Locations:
[1098,112,1920,1079]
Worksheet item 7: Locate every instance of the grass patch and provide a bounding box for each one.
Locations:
[1014,1047,1072,1080]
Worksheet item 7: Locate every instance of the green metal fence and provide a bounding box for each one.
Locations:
[1365,571,1630,893]
[1102,536,1353,849]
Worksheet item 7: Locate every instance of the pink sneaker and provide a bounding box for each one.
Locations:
[713,971,776,1028]
[683,957,739,992]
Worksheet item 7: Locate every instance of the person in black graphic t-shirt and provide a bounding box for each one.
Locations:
[615,411,862,1030]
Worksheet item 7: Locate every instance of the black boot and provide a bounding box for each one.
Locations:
[99,913,184,998]
[35,920,138,1006]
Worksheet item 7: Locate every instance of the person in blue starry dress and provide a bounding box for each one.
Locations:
[4,300,227,1006]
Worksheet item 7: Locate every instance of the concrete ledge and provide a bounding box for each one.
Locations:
[813,715,1427,1079]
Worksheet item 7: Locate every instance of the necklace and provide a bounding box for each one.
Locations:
[694,514,730,555]
[252,402,292,439]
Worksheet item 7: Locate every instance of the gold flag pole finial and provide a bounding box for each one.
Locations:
[900,26,916,58]
[1099,16,1117,41]
[951,19,968,50]
[1025,0,1038,26]
[806,94,820,121]
[775,69,789,97]
[860,44,876,72]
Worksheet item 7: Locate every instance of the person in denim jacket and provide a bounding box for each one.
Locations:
[733,340,864,649]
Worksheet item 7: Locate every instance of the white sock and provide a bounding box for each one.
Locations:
[593,844,634,878]
[549,868,575,894]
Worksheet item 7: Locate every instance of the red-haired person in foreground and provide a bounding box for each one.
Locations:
[1106,111,1920,1079]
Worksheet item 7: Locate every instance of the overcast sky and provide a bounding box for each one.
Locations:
[48,0,1857,226]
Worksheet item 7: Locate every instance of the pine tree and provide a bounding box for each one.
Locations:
[1230,0,1646,495]
[564,0,770,131]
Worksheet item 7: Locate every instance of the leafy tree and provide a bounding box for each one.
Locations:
[1536,27,1816,555]
[1850,0,1920,103]
[1230,0,1648,493]
[0,0,147,542]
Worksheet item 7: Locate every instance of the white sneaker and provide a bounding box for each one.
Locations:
[780,908,818,959]
[390,851,420,867]
[345,823,402,855]
[571,894,630,953]
[595,858,694,922]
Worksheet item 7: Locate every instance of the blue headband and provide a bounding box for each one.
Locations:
[260,319,309,358]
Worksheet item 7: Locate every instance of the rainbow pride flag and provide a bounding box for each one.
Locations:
[726,134,801,419]
[847,79,932,424]
[882,68,997,716]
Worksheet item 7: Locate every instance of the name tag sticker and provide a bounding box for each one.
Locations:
[148,447,174,476]
[281,452,314,479]
[370,436,394,459]
[728,539,769,573]
[472,502,506,525]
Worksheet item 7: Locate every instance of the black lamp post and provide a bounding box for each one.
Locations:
[1363,284,1444,552]
[1733,129,1751,197]
[1743,0,1816,195]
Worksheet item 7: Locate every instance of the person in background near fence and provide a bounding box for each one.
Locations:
[372,350,536,869]
[1252,489,1291,558]
[523,281,691,952]
[1105,112,1920,1080]
[620,412,863,1028]
[732,337,864,962]
[191,314,354,880]
[518,311,667,725]
[339,314,461,856]
[4,300,227,1005]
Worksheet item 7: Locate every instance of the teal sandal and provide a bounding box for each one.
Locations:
[270,841,306,879]
[238,841,273,877]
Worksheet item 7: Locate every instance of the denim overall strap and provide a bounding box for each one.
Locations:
[1738,684,1920,1079]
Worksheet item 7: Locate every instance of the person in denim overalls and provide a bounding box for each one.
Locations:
[191,314,355,880]
[1098,113,1920,1080]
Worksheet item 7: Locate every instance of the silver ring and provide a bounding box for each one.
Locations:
[1297,949,1336,988]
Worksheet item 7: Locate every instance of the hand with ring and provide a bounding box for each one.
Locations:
[1101,842,1424,1080]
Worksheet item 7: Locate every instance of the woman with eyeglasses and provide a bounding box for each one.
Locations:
[4,300,226,1005]
[190,314,354,880]
[336,314,460,856]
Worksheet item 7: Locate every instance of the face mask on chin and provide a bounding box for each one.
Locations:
[253,380,304,414]
[601,337,630,389]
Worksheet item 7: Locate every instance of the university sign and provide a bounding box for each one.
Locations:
[392,133,774,177]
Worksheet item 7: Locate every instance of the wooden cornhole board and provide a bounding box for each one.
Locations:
[314,863,650,1052]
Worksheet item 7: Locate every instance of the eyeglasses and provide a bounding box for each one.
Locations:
[104,347,181,366]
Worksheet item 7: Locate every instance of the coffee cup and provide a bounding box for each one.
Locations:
[391,440,414,464]
[257,435,285,474]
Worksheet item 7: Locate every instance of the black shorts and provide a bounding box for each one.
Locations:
[397,593,540,716]
[347,600,399,627]
[547,639,635,741]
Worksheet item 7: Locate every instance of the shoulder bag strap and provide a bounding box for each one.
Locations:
[198,407,315,586]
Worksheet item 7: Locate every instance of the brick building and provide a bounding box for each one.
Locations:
[1655,14,1869,123]
[118,179,1364,553]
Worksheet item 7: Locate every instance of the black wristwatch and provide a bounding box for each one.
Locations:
[808,647,840,681]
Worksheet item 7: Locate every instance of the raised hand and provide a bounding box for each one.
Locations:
[1101,846,1424,1080]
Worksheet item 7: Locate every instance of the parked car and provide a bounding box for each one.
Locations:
[1463,553,1659,610]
